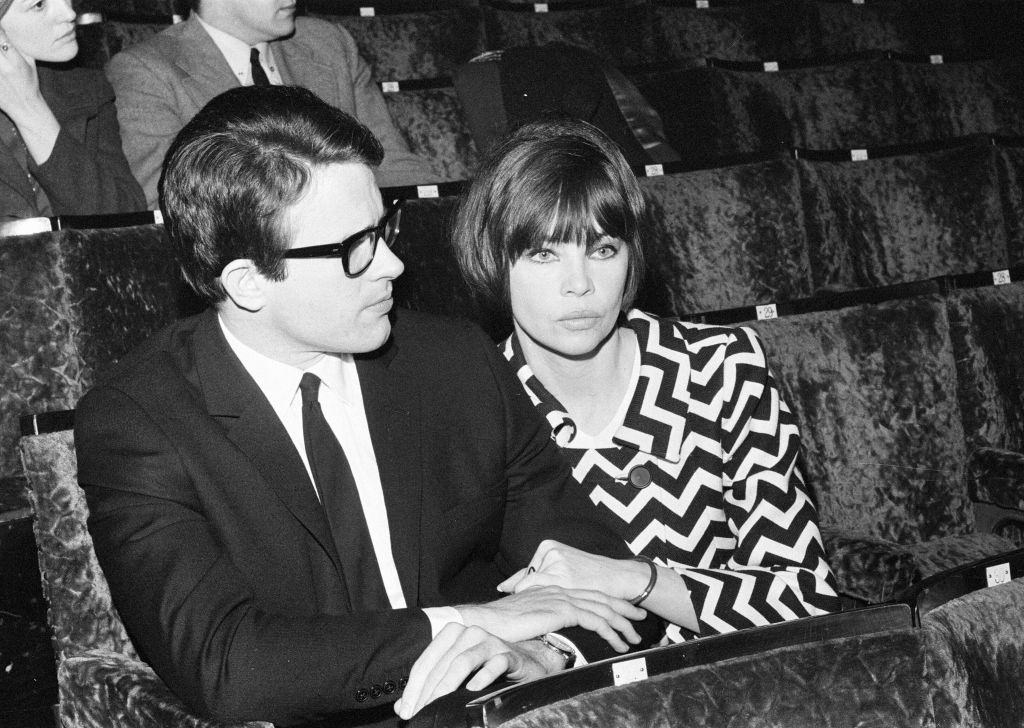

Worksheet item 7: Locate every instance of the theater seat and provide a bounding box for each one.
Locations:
[481,0,656,68]
[798,138,1010,292]
[466,604,950,728]
[996,141,1024,265]
[19,413,268,728]
[639,157,814,316]
[0,218,187,483]
[812,0,965,56]
[307,3,486,82]
[382,83,480,182]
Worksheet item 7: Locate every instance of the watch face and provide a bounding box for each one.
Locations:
[542,634,577,669]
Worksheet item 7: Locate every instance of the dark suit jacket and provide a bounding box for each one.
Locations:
[0,65,145,220]
[106,16,431,207]
[76,308,653,727]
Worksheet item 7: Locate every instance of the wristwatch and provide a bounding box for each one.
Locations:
[535,633,577,670]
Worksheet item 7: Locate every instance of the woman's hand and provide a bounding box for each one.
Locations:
[498,539,650,602]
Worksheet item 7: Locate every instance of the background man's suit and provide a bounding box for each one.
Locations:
[106,16,430,207]
[76,308,652,727]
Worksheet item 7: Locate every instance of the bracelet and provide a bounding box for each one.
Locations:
[536,633,577,670]
[628,555,657,606]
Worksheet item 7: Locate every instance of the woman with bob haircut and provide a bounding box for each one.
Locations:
[452,117,840,642]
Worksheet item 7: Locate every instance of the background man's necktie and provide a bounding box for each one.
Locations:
[299,373,388,610]
[250,47,271,87]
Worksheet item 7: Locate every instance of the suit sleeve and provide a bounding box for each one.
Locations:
[472,326,666,656]
[76,384,432,726]
[31,73,146,215]
[674,326,841,636]
[326,22,434,187]
[105,50,191,208]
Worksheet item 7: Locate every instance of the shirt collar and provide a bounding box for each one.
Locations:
[503,310,689,462]
[195,13,273,85]
[218,315,356,411]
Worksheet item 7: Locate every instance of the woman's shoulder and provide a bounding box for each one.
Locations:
[38,65,114,111]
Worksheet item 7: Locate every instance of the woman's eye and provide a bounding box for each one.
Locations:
[527,249,555,262]
[591,243,620,259]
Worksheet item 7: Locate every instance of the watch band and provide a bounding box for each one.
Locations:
[536,633,577,670]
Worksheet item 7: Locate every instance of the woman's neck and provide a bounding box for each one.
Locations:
[517,323,637,436]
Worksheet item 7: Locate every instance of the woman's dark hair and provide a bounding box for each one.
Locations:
[452,117,647,314]
[159,85,383,302]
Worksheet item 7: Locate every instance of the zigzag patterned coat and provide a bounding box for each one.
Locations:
[503,310,841,642]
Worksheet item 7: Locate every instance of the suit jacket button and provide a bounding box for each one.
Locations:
[355,688,369,703]
[370,684,383,698]
[383,680,397,694]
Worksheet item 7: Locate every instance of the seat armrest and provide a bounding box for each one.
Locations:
[821,528,921,604]
[57,650,272,728]
[968,447,1024,510]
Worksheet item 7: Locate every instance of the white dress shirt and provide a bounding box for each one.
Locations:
[195,14,284,86]
[219,317,461,635]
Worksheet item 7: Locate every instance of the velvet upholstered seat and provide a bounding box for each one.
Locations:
[19,416,268,728]
[0,222,189,484]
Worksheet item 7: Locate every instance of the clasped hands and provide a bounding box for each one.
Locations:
[394,541,649,719]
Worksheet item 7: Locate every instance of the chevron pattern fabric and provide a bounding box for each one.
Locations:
[503,310,840,642]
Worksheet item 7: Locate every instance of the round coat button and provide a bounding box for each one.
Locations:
[383,680,397,694]
[628,466,652,489]
[399,676,408,689]
[355,688,368,703]
[370,684,383,698]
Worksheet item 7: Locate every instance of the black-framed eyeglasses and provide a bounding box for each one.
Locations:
[282,199,403,277]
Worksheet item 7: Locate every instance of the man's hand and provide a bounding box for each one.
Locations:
[394,624,560,720]
[459,584,646,652]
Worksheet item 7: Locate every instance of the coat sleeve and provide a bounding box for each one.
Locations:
[76,384,433,726]
[31,70,146,215]
[674,326,841,637]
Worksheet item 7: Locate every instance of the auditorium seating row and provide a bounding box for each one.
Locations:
[4,210,1024,602]
[16,393,1024,726]
[73,0,1024,76]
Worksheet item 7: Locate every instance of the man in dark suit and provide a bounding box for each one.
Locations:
[106,0,431,208]
[76,85,658,728]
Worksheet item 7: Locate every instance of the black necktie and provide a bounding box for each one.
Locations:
[299,373,388,611]
[250,47,271,87]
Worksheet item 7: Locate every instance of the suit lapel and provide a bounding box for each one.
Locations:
[174,17,241,112]
[191,312,345,582]
[356,340,423,606]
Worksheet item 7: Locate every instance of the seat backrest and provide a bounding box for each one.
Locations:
[996,143,1024,266]
[482,1,656,68]
[650,1,818,65]
[382,84,480,183]
[748,293,973,544]
[309,5,486,82]
[0,223,187,480]
[470,604,935,728]
[640,158,813,316]
[946,281,1024,455]
[18,416,139,664]
[799,140,1010,292]
[812,0,965,56]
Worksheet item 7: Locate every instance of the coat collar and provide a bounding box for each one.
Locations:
[503,310,691,463]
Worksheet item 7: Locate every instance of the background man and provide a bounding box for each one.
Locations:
[106,0,431,207]
[76,85,660,728]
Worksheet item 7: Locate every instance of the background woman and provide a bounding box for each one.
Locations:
[453,118,840,642]
[0,0,143,220]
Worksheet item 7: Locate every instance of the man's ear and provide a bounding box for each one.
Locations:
[219,259,268,313]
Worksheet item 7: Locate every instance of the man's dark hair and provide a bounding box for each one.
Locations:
[159,85,384,302]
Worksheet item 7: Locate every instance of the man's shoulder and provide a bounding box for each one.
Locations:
[92,312,208,395]
[106,18,194,72]
[281,16,356,56]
